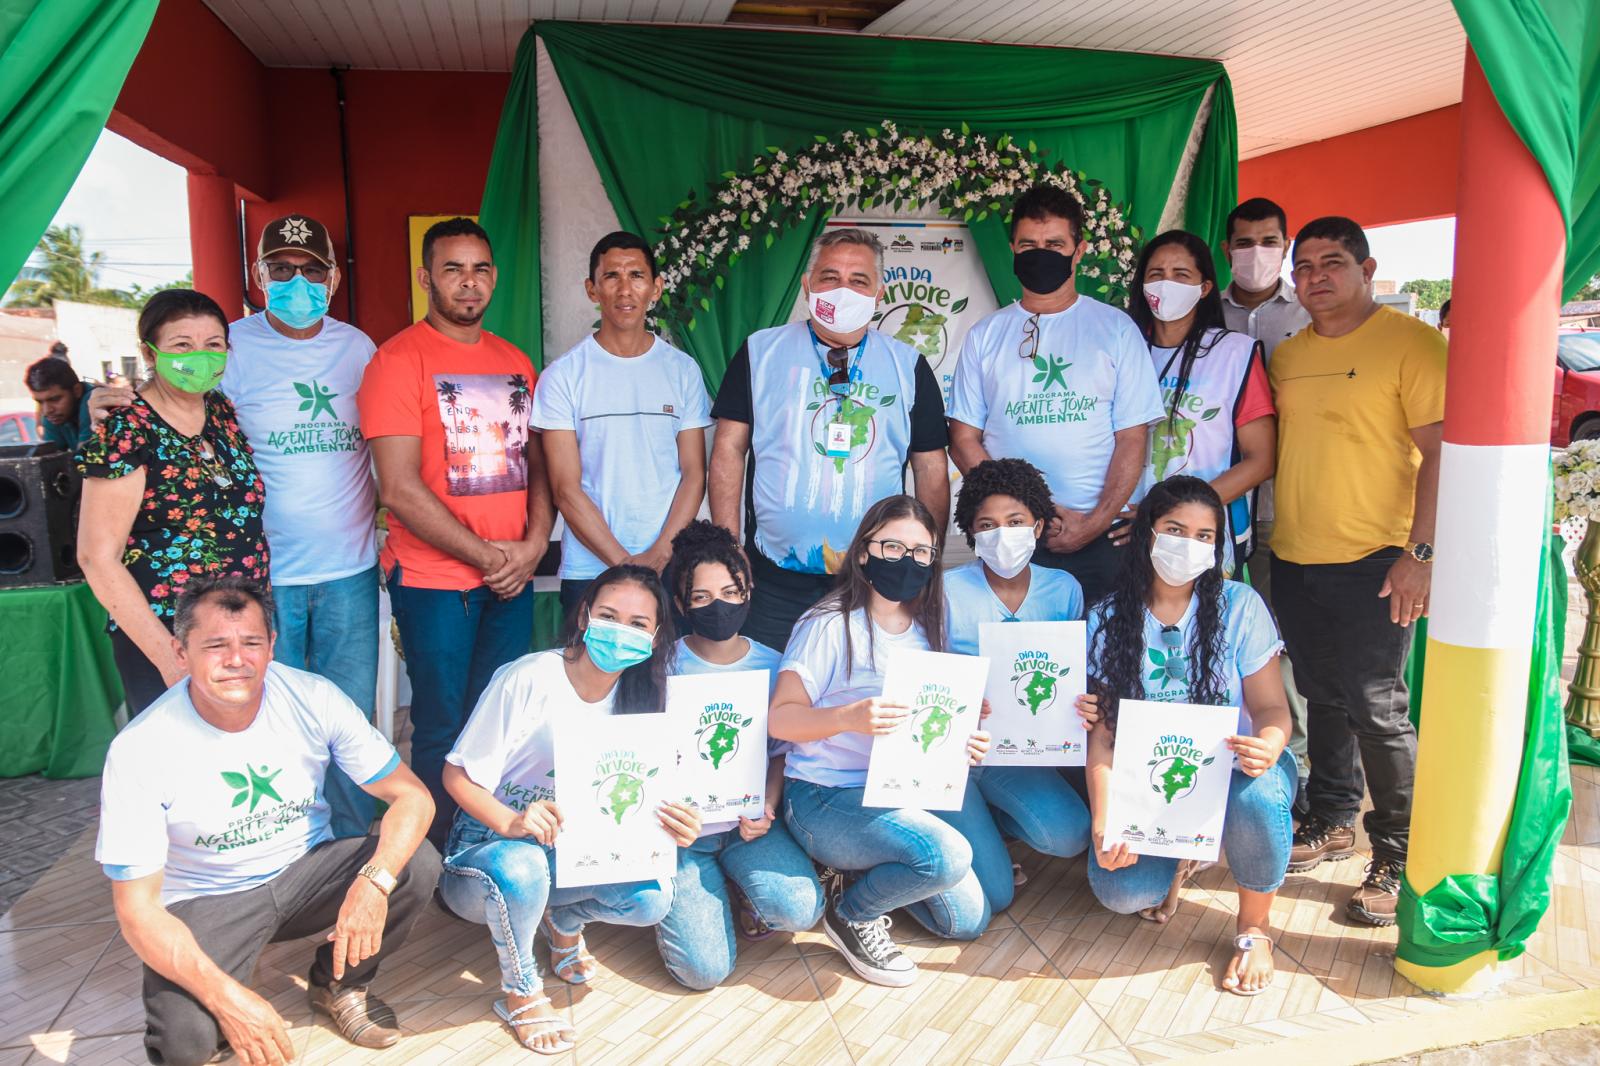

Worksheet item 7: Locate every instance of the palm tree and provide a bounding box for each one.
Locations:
[505,374,529,453]
[436,380,462,439]
[4,224,137,308]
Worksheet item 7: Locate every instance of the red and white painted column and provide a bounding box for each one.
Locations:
[1396,48,1564,994]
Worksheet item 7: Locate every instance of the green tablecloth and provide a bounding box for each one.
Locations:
[0,581,122,778]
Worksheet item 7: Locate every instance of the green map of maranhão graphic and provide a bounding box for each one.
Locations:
[695,702,755,770]
[1009,650,1066,715]
[908,682,965,754]
[1146,734,1214,804]
[1151,378,1223,480]
[891,304,947,357]
[222,764,283,812]
[592,751,660,825]
[806,378,897,473]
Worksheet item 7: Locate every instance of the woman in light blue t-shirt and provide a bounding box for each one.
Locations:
[654,521,824,991]
[943,459,1091,906]
[1082,476,1293,999]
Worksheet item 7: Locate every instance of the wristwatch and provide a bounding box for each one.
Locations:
[1408,542,1434,563]
[358,863,397,896]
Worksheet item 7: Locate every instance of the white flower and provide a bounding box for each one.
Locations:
[1573,471,1595,497]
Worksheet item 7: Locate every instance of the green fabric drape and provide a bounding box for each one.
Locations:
[1452,1,1600,301]
[0,582,123,779]
[480,21,1237,388]
[1396,504,1573,967]
[0,0,159,287]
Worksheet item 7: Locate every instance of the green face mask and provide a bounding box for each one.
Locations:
[152,348,228,393]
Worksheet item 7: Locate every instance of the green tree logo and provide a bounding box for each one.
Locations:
[1031,354,1071,391]
[293,380,339,421]
[222,765,283,812]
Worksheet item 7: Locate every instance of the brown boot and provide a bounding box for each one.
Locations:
[1346,858,1403,927]
[309,978,402,1049]
[1286,817,1356,872]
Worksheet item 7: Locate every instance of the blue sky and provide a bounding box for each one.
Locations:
[24,129,1460,296]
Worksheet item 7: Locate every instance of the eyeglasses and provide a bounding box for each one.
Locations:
[263,260,330,284]
[1159,625,1188,683]
[192,437,234,490]
[1018,312,1041,361]
[867,538,938,567]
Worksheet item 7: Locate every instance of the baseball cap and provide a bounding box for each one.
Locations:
[258,215,336,266]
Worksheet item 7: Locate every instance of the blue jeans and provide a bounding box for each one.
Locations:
[439,813,672,996]
[386,565,534,845]
[974,766,1092,860]
[273,566,380,839]
[783,778,976,938]
[1088,750,1299,913]
[656,823,825,990]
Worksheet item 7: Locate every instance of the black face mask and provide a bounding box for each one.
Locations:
[684,597,750,642]
[1013,247,1075,295]
[862,554,934,603]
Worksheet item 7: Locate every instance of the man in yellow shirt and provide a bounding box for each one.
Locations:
[1269,216,1445,928]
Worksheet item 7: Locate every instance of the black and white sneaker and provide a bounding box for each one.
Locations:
[822,895,917,987]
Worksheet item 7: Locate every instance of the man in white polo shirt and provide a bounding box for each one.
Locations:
[948,184,1163,603]
[97,576,439,1066]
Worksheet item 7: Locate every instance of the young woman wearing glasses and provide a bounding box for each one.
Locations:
[1081,476,1293,997]
[770,495,993,987]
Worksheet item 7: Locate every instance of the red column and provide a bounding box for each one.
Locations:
[186,172,244,318]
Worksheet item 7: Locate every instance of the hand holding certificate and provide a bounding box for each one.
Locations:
[1101,699,1236,862]
[668,669,769,822]
[978,621,1088,766]
[553,711,679,888]
[863,648,989,811]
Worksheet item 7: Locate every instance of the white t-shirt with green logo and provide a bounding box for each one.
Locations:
[221,313,377,585]
[949,299,1164,514]
[96,662,400,903]
[446,650,616,816]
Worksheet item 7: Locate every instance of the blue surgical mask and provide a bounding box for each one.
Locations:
[265,274,330,329]
[583,617,656,674]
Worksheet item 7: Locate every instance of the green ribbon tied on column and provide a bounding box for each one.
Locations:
[1396,474,1572,969]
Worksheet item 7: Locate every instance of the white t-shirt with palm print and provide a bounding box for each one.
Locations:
[530,335,711,579]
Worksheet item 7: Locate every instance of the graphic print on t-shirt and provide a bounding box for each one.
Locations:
[1006,345,1101,427]
[1150,376,1224,481]
[805,380,897,473]
[263,378,365,457]
[201,762,316,853]
[433,372,530,496]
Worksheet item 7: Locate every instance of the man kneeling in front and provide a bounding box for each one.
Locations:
[97,575,441,1065]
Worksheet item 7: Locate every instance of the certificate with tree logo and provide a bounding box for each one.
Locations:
[864,649,988,811]
[1102,699,1236,862]
[978,621,1087,766]
[668,670,769,821]
[552,712,678,888]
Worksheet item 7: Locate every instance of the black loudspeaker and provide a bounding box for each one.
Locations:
[0,443,82,588]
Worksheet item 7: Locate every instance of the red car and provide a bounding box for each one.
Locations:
[1552,330,1600,445]
[0,411,42,445]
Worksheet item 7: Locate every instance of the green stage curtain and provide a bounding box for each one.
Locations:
[1452,1,1600,301]
[0,0,159,287]
[481,21,1237,387]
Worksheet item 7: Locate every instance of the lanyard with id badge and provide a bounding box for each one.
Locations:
[812,325,866,461]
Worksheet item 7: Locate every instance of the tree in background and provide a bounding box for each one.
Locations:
[1579,275,1600,302]
[1400,277,1452,310]
[4,225,189,309]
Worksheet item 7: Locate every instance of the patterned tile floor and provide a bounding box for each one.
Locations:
[5,768,1600,1066]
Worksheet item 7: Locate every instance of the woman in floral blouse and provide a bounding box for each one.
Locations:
[76,289,269,714]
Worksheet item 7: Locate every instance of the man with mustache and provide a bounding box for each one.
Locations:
[96,576,440,1065]
[532,231,710,612]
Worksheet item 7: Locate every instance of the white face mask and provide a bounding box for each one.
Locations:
[807,285,878,333]
[1230,245,1285,292]
[1144,280,1204,323]
[974,525,1036,579]
[1150,532,1215,586]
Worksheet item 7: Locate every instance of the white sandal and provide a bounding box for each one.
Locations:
[1221,933,1273,997]
[494,996,576,1055]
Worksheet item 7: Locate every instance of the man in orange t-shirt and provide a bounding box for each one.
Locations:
[358,217,554,845]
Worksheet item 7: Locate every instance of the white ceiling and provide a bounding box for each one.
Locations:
[200,0,1466,159]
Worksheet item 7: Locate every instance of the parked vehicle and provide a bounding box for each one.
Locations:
[1552,330,1600,446]
[0,411,41,445]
